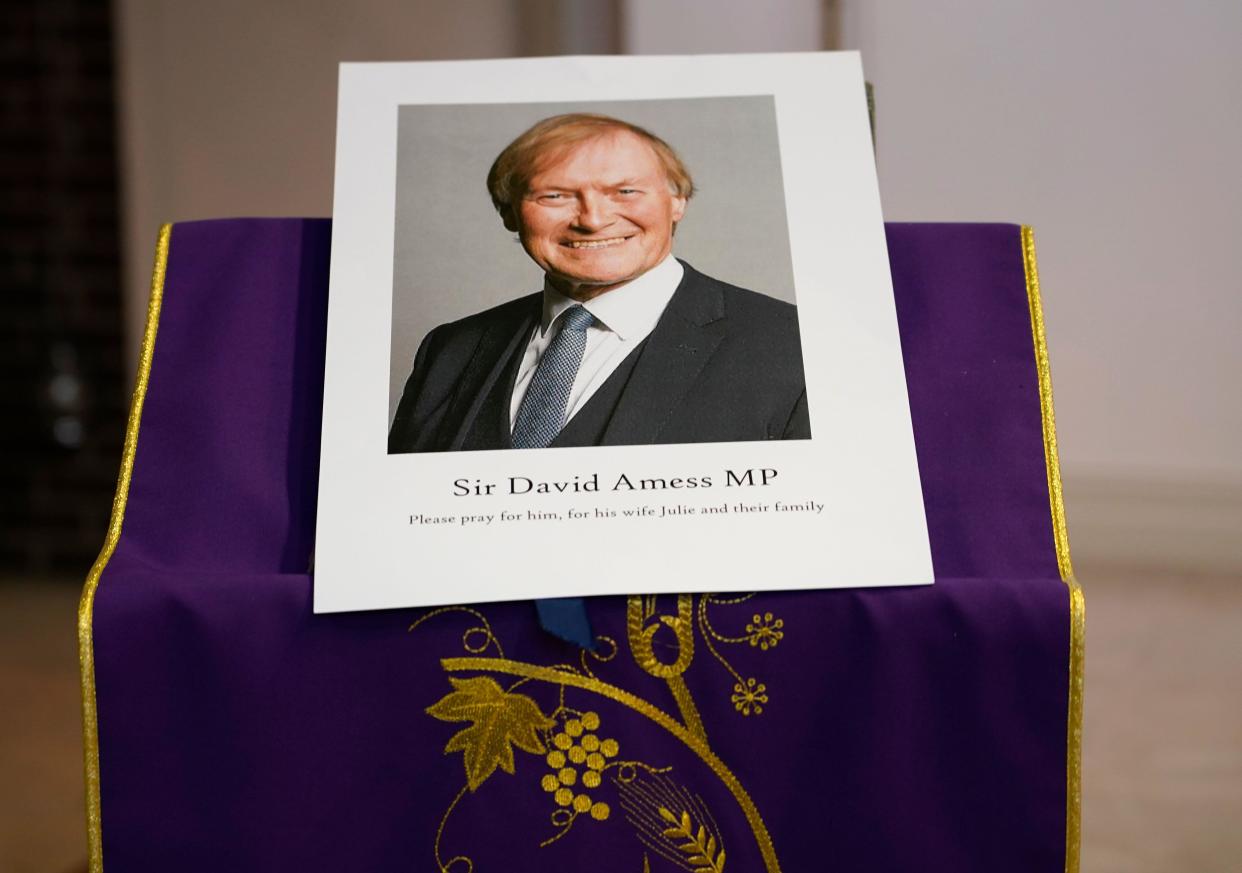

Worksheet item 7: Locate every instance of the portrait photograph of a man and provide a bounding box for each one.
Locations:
[387,100,809,454]
[317,54,933,612]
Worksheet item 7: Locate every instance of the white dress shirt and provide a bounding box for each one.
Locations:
[509,255,685,430]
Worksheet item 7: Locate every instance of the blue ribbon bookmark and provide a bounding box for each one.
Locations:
[535,597,594,649]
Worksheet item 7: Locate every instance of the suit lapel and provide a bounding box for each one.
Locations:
[600,264,726,446]
[447,299,537,450]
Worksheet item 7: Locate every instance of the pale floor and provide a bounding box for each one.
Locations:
[1,568,1239,872]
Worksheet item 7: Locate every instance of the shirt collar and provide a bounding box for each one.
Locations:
[540,255,685,341]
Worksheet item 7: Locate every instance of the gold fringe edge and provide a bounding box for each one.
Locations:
[78,224,172,873]
[1021,225,1085,873]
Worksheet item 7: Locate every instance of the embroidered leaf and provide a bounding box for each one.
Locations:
[426,676,553,791]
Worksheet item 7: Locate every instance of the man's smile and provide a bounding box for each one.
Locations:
[563,235,634,250]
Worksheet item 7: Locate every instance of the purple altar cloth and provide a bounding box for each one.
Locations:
[85,220,1079,872]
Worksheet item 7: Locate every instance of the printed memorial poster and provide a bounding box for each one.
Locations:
[316,52,931,611]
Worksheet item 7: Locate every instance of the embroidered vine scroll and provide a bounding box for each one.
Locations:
[413,594,788,872]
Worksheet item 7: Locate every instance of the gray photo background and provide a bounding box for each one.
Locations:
[389,95,796,421]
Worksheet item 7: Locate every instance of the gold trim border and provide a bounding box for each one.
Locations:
[1021,225,1085,873]
[78,224,172,873]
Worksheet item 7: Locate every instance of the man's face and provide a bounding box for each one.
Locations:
[507,130,687,300]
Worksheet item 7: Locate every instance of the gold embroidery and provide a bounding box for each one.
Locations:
[578,633,618,681]
[433,785,473,873]
[419,559,778,866]
[697,595,773,717]
[627,593,786,729]
[410,606,505,658]
[618,770,726,873]
[536,707,630,846]
[628,594,695,679]
[699,597,753,644]
[703,593,754,606]
[442,657,780,872]
[666,677,708,743]
[658,808,726,872]
[78,223,171,873]
[627,595,707,742]
[426,676,553,791]
[745,613,784,651]
[1022,225,1085,873]
[729,679,768,717]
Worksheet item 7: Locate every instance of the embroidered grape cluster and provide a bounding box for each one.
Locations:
[540,711,617,821]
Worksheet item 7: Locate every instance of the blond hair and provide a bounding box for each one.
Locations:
[487,113,695,215]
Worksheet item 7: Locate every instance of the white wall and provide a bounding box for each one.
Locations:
[842,1,1242,569]
[842,1,1242,482]
[113,0,524,349]
[623,0,823,53]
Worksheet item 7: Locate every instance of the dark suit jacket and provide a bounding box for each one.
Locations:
[388,261,810,452]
